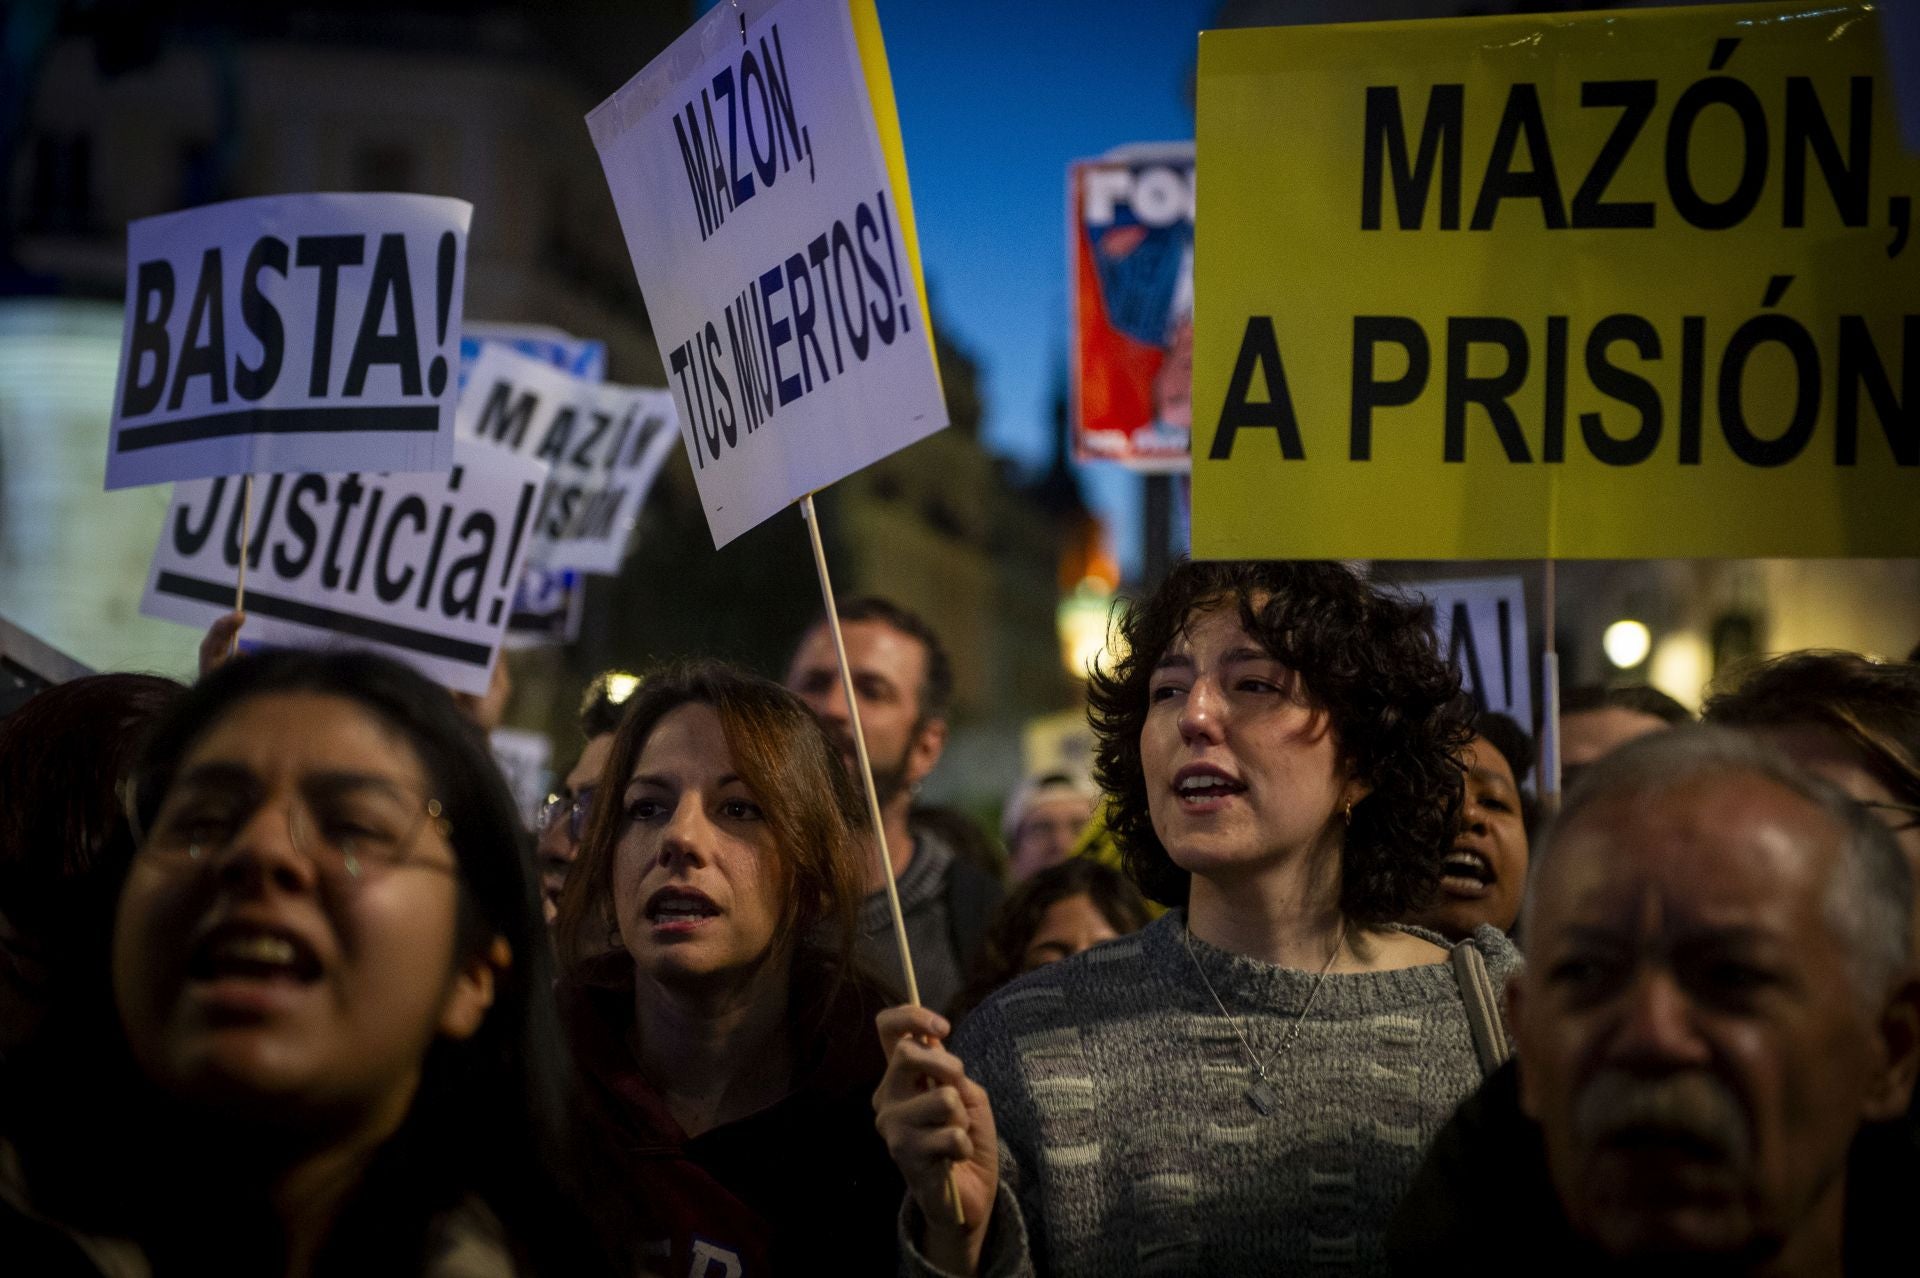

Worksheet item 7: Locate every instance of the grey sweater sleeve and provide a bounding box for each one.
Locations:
[898,999,1042,1278]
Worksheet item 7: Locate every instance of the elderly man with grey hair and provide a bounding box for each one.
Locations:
[1388,726,1920,1276]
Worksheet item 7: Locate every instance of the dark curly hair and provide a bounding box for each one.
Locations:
[1087,560,1473,922]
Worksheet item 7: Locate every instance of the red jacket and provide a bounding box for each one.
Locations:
[562,953,904,1277]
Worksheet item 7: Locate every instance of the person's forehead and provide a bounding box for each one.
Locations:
[631,702,737,782]
[1163,603,1274,661]
[1753,722,1898,806]
[184,691,427,792]
[832,619,928,682]
[1538,774,1840,931]
[566,732,615,793]
[1465,737,1517,787]
[1023,792,1092,825]
[1563,706,1669,747]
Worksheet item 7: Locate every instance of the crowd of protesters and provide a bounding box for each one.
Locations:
[3,559,1918,1277]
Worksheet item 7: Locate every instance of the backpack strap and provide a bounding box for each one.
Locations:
[1450,939,1512,1077]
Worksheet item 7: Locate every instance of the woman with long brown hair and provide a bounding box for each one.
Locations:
[555,661,902,1275]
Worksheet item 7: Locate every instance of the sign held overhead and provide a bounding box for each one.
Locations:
[1192,2,1920,560]
[108,192,471,490]
[140,438,543,695]
[586,0,947,547]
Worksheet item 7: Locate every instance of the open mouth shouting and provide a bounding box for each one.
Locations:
[1439,844,1497,900]
[645,886,722,936]
[186,917,325,1016]
[1173,763,1247,812]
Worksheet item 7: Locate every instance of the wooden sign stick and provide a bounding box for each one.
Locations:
[231,473,255,658]
[799,491,967,1229]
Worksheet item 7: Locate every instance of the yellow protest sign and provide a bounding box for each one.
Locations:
[1193,1,1919,560]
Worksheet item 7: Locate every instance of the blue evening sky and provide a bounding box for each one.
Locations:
[878,0,1214,572]
[692,0,1212,569]
[681,0,1209,572]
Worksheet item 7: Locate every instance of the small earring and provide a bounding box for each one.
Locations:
[1342,797,1355,824]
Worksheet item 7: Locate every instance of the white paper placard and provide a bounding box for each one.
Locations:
[456,344,680,575]
[107,192,471,490]
[587,0,947,546]
[140,438,544,694]
[1408,575,1533,728]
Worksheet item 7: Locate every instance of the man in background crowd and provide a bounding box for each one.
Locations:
[536,669,636,925]
[1559,683,1691,787]
[1390,728,1920,1274]
[786,597,1001,1012]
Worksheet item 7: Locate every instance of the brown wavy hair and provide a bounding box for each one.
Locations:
[1087,560,1473,921]
[1704,650,1920,806]
[555,661,867,974]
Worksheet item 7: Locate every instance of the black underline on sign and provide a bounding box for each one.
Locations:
[117,406,440,452]
[155,572,489,664]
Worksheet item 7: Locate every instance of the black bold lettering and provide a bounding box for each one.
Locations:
[1444,318,1533,462]
[1718,314,1820,466]
[856,202,896,345]
[1784,76,1872,228]
[706,321,735,446]
[342,233,422,397]
[167,248,228,411]
[236,236,288,402]
[440,511,494,620]
[1580,314,1663,465]
[273,474,327,577]
[472,381,539,450]
[1362,84,1464,230]
[121,260,174,418]
[1470,84,1568,231]
[1208,317,1305,460]
[172,477,227,555]
[375,495,428,603]
[1835,314,1917,465]
[1666,77,1768,230]
[1349,316,1429,460]
[295,235,365,397]
[760,265,803,405]
[1570,81,1657,229]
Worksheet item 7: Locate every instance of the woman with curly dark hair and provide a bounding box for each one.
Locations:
[874,560,1521,1277]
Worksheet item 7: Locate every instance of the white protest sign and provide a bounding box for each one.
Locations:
[108,193,471,491]
[489,727,554,829]
[587,0,947,547]
[1408,576,1533,728]
[457,344,679,575]
[461,322,608,386]
[140,438,543,694]
[502,566,585,650]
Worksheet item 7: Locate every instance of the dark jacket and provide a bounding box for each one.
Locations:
[562,951,904,1277]
[1387,1060,1920,1276]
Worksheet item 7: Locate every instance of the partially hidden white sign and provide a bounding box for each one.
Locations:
[587,0,947,547]
[139,438,544,694]
[457,344,679,576]
[108,192,472,490]
[1410,575,1533,729]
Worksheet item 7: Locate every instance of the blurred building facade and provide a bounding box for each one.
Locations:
[2,2,1084,815]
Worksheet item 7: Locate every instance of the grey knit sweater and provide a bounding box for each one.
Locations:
[901,910,1522,1277]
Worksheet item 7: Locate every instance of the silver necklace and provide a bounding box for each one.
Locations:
[1182,917,1348,1116]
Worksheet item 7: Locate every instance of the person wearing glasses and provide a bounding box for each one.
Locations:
[553,662,903,1277]
[3,650,607,1277]
[534,670,640,928]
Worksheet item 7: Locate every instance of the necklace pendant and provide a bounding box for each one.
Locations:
[1245,1078,1278,1115]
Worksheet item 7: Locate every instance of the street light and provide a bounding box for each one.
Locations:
[1603,619,1652,669]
